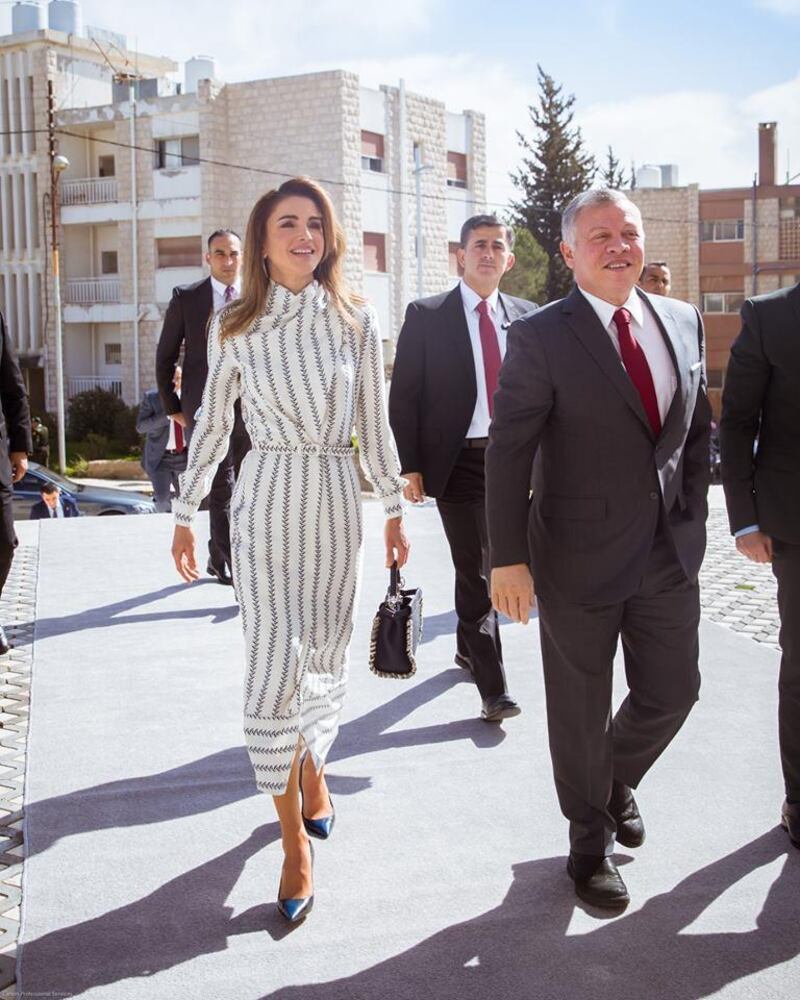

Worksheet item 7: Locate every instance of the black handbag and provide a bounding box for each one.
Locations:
[369,562,423,679]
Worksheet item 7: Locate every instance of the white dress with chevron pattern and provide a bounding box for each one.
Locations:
[173,282,404,795]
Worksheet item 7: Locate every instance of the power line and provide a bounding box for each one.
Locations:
[1,125,798,235]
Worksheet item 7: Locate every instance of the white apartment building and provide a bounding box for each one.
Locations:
[0,1,486,412]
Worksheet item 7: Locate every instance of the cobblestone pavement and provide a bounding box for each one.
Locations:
[700,507,780,650]
[0,539,37,996]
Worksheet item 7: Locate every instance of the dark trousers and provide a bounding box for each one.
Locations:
[188,410,251,570]
[773,539,800,801]
[0,481,16,601]
[151,451,187,513]
[537,526,701,856]
[436,447,507,701]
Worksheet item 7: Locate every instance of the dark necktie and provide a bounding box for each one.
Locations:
[174,420,185,453]
[477,300,502,417]
[612,308,661,436]
[224,284,235,303]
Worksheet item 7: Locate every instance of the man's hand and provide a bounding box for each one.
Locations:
[735,530,773,564]
[172,524,200,582]
[491,564,535,624]
[169,413,188,428]
[9,452,28,483]
[402,472,425,504]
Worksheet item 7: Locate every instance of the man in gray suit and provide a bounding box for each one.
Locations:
[486,189,711,908]
[137,367,187,512]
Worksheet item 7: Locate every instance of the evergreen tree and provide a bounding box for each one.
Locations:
[499,225,548,305]
[602,146,627,189]
[511,66,596,301]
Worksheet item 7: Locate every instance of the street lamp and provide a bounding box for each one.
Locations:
[50,152,69,474]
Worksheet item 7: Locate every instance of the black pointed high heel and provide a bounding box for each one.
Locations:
[300,753,336,840]
[277,839,314,923]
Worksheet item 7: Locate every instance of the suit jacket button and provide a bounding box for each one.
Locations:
[649,491,658,500]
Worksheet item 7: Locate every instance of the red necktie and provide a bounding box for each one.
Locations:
[174,420,185,452]
[613,308,661,436]
[477,300,502,417]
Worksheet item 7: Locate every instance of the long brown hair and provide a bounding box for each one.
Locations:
[220,177,364,339]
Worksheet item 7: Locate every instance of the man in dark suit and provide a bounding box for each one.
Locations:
[0,309,32,655]
[389,214,536,722]
[137,367,187,512]
[720,281,800,849]
[487,189,711,907]
[156,229,249,584]
[29,482,80,519]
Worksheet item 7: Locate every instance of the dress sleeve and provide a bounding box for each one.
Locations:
[355,306,405,519]
[173,315,241,526]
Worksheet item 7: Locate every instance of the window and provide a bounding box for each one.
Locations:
[156,236,203,269]
[362,232,386,273]
[361,131,384,173]
[104,343,122,365]
[448,241,463,277]
[154,135,200,169]
[700,219,744,242]
[98,155,115,177]
[702,291,745,313]
[446,151,467,189]
[100,251,118,275]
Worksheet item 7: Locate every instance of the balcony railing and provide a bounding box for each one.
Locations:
[61,177,119,206]
[64,277,121,304]
[779,218,800,260]
[67,376,123,399]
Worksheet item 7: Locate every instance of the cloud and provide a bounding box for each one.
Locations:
[754,0,800,13]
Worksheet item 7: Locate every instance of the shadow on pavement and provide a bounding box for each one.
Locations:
[265,831,799,1000]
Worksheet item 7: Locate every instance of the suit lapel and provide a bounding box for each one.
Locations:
[442,285,477,402]
[196,277,214,342]
[637,288,685,441]
[498,293,527,329]
[562,286,654,435]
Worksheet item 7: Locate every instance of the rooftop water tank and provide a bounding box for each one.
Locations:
[12,2,45,33]
[185,56,216,94]
[48,0,82,36]
[635,165,662,189]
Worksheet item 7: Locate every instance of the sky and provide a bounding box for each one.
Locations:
[2,0,799,212]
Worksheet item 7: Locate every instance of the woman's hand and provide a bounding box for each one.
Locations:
[172,524,200,583]
[385,516,410,569]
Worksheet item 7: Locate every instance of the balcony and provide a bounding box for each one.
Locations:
[61,177,119,206]
[67,376,123,399]
[779,218,800,260]
[65,277,121,305]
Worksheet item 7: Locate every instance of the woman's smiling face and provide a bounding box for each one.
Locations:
[263,194,326,292]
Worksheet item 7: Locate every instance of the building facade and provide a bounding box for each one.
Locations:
[631,122,800,416]
[0,4,486,413]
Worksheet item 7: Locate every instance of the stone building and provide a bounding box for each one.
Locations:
[0,3,486,412]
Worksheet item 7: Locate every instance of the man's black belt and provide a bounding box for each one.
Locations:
[463,437,489,449]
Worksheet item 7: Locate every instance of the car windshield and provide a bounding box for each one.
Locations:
[34,466,84,493]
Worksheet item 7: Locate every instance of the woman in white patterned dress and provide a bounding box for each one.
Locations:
[171,178,409,922]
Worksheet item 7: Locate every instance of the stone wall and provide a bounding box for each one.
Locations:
[629,184,699,306]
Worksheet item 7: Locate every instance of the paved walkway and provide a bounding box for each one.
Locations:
[6,498,800,998]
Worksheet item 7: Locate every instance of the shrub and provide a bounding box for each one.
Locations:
[67,388,128,441]
[76,433,112,461]
[112,404,141,450]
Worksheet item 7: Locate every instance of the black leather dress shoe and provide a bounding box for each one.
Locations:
[609,781,645,848]
[481,693,521,722]
[567,852,630,908]
[207,560,233,586]
[0,625,9,656]
[781,800,800,848]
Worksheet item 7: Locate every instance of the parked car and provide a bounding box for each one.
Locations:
[12,463,155,519]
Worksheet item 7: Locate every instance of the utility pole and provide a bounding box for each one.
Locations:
[413,144,433,298]
[47,80,69,474]
[752,174,759,297]
[115,72,140,402]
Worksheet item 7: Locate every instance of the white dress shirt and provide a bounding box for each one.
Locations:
[578,286,677,425]
[460,280,508,438]
[211,277,241,314]
[48,500,63,518]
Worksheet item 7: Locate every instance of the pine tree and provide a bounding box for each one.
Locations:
[602,146,627,189]
[499,226,547,305]
[510,66,596,301]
